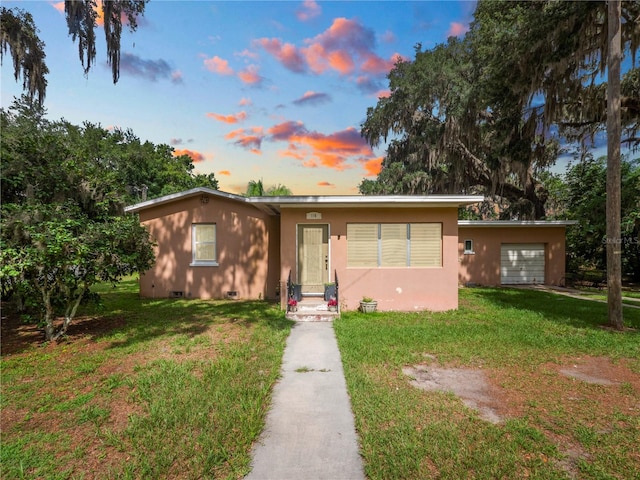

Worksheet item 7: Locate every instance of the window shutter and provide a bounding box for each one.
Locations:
[381,224,407,267]
[347,224,378,267]
[410,223,441,267]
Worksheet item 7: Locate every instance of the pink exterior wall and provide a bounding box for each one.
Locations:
[279,207,460,312]
[138,195,280,300]
[458,226,567,286]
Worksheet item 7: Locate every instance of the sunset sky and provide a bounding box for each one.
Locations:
[1,1,477,194]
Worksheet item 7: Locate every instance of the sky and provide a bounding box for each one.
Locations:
[1,0,479,195]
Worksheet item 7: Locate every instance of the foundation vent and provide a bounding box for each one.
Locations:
[169,291,184,298]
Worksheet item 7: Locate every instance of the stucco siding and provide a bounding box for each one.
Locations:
[458,226,567,286]
[138,195,279,299]
[280,207,459,312]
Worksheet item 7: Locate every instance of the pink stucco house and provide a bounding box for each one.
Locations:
[125,188,574,312]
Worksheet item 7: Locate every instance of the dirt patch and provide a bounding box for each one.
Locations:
[404,355,640,477]
[403,365,504,423]
[558,356,626,385]
[1,309,126,357]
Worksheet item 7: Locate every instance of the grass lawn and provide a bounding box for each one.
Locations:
[1,278,293,479]
[335,287,640,480]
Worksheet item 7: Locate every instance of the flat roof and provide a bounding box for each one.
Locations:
[458,220,578,227]
[124,187,485,215]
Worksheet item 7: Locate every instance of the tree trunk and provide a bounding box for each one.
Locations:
[607,0,623,330]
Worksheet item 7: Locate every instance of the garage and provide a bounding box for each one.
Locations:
[500,243,545,284]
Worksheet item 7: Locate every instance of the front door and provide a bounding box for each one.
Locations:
[298,224,329,294]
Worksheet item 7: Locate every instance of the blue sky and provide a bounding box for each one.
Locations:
[1,0,479,194]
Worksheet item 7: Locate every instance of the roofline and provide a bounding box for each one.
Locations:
[248,194,485,210]
[124,187,245,213]
[458,220,578,227]
[247,195,484,206]
[125,190,485,214]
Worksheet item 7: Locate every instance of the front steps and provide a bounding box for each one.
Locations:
[286,296,340,322]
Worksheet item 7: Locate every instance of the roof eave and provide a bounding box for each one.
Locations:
[458,220,578,227]
[124,187,246,213]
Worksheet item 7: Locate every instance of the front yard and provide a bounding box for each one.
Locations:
[1,279,293,479]
[2,284,639,479]
[335,287,640,479]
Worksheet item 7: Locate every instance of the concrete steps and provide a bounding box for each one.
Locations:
[286,296,340,322]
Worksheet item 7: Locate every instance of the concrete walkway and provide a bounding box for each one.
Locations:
[245,322,365,480]
[513,284,640,309]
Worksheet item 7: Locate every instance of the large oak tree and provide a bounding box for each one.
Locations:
[1,1,147,104]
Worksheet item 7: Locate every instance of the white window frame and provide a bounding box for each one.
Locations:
[463,239,475,254]
[191,223,218,266]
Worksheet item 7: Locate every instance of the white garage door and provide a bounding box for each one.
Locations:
[500,244,545,285]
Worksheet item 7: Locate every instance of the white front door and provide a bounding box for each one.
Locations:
[298,224,329,293]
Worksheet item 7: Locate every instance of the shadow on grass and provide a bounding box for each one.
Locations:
[2,278,292,355]
[97,295,292,351]
[473,287,640,331]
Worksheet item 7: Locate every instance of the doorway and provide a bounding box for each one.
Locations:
[297,224,329,294]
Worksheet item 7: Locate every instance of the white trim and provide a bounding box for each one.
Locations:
[463,239,475,254]
[125,187,245,213]
[458,220,577,227]
[126,189,484,215]
[192,223,217,265]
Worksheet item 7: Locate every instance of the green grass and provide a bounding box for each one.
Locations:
[1,278,293,479]
[335,287,640,479]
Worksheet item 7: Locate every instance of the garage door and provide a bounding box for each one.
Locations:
[500,244,545,284]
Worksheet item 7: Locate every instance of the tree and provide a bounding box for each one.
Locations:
[245,180,292,197]
[471,0,640,329]
[265,184,293,196]
[607,0,623,329]
[0,97,219,341]
[0,8,48,105]
[1,202,154,341]
[1,97,218,208]
[0,1,147,104]
[361,38,557,219]
[560,156,640,283]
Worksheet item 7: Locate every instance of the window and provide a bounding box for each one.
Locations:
[192,224,217,266]
[463,239,474,254]
[347,223,441,267]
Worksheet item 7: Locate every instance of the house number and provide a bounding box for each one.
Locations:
[306,212,322,220]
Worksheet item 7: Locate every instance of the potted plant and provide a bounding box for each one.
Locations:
[327,298,338,312]
[359,296,377,313]
[324,282,336,301]
[288,297,298,312]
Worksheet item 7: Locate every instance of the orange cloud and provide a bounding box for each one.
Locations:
[266,122,378,171]
[447,22,469,38]
[327,50,354,75]
[290,127,371,157]
[173,149,205,163]
[218,170,231,176]
[360,157,383,176]
[361,52,404,75]
[255,38,306,73]
[238,65,262,85]
[225,126,264,151]
[204,55,234,75]
[239,97,252,106]
[317,181,336,188]
[375,89,391,99]
[267,121,306,140]
[303,159,318,168]
[206,111,247,124]
[52,2,65,13]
